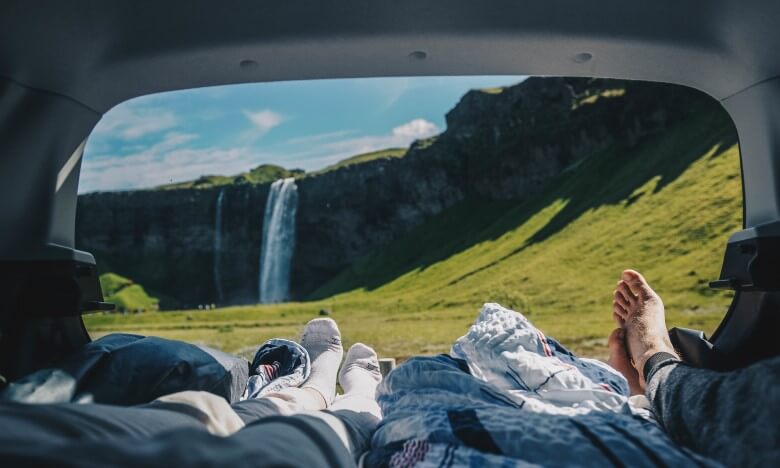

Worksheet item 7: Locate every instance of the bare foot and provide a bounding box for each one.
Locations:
[612,269,677,387]
[607,328,643,395]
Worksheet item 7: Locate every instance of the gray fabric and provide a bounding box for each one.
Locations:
[232,398,379,461]
[646,355,780,467]
[0,411,354,467]
[0,401,204,445]
[327,409,380,458]
[0,401,356,467]
[232,397,289,423]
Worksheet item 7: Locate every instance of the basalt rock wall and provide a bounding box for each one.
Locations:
[76,78,720,308]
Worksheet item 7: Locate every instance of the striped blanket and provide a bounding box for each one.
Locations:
[365,303,718,467]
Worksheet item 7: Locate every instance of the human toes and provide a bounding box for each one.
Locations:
[613,286,630,314]
[339,343,382,395]
[301,318,343,353]
[617,280,636,305]
[344,343,379,364]
[302,317,340,337]
[621,269,656,300]
[613,302,627,325]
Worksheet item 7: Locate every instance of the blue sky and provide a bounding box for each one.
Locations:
[81,76,526,193]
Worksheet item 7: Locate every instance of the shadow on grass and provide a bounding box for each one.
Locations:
[310,103,738,299]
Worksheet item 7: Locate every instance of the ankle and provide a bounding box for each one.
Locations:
[636,341,677,384]
[301,385,329,409]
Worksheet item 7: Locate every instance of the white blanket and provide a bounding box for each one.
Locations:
[365,303,719,467]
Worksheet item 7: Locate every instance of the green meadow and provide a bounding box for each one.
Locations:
[85,106,741,362]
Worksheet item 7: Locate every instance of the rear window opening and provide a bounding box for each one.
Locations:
[76,76,741,361]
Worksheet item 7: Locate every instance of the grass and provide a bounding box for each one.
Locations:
[155,148,407,192]
[99,273,159,313]
[155,164,304,190]
[318,148,407,173]
[85,106,741,363]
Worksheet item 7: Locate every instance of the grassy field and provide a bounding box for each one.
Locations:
[85,106,741,362]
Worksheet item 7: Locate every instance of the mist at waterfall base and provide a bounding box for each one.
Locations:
[258,178,299,304]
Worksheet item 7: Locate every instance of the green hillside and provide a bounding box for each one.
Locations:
[319,148,407,173]
[85,104,741,361]
[156,164,304,190]
[155,147,407,191]
[99,273,159,312]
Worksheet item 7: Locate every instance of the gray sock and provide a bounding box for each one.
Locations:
[338,343,382,398]
[300,318,343,405]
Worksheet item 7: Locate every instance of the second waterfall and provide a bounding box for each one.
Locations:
[258,177,299,304]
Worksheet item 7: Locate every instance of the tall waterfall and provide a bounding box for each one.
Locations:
[258,178,298,303]
[213,189,225,304]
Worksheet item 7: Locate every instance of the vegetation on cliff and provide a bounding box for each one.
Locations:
[99,273,159,312]
[318,148,407,173]
[154,147,411,191]
[85,95,740,360]
[156,164,304,190]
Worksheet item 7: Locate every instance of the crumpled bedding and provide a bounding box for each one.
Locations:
[366,303,719,467]
[242,338,310,399]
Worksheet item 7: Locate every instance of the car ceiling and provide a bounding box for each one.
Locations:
[1,0,780,254]
[1,0,779,113]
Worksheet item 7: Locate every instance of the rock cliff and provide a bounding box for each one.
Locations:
[76,77,716,308]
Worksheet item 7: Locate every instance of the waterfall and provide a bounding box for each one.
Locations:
[258,178,298,303]
[214,189,225,304]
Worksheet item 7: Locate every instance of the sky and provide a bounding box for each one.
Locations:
[80,76,526,193]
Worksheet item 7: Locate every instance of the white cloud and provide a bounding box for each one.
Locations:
[79,132,268,193]
[94,104,178,140]
[319,118,438,158]
[79,118,440,193]
[278,118,440,169]
[391,118,439,139]
[80,149,260,193]
[243,109,286,136]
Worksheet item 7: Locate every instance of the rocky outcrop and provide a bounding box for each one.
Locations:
[76,78,719,308]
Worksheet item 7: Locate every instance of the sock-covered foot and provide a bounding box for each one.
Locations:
[301,318,343,406]
[607,328,643,395]
[338,343,382,398]
[613,269,677,385]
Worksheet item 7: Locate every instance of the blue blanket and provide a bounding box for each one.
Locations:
[366,303,718,467]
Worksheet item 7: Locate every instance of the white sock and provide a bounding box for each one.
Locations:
[300,318,343,406]
[338,343,382,398]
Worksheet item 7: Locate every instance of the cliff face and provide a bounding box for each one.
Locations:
[76,78,715,308]
[78,186,270,308]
